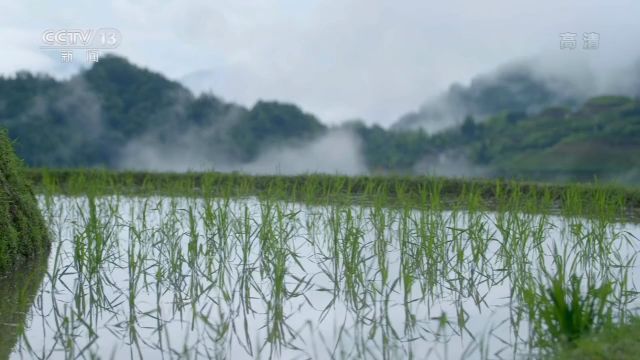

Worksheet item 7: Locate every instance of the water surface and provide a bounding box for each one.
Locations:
[5,195,639,359]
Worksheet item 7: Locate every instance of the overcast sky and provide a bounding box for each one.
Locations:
[1,0,640,126]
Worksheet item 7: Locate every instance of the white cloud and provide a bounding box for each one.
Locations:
[238,129,366,175]
[1,0,640,126]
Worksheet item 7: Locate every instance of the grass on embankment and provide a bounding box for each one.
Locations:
[0,130,49,273]
[25,168,640,221]
[555,318,640,360]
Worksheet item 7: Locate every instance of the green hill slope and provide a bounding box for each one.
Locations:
[0,55,639,182]
[0,55,326,168]
[0,129,49,273]
[462,96,640,181]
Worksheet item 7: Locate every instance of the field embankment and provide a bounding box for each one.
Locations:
[0,130,49,273]
[26,168,640,221]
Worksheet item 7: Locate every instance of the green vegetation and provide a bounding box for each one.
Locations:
[26,168,640,217]
[349,122,431,171]
[0,169,638,358]
[0,55,327,168]
[556,317,640,360]
[0,251,49,359]
[390,95,640,182]
[394,62,585,131]
[463,96,640,181]
[524,267,614,349]
[2,55,640,182]
[2,48,639,359]
[0,129,49,359]
[0,129,49,273]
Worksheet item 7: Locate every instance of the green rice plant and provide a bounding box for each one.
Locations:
[371,198,389,289]
[259,200,277,279]
[6,168,640,359]
[398,206,418,333]
[340,206,367,310]
[326,205,343,297]
[261,203,303,357]
[68,195,119,320]
[523,255,615,354]
[214,198,232,295]
[126,209,146,352]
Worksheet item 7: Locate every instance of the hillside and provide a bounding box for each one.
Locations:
[1,55,639,183]
[0,129,49,273]
[454,96,640,182]
[0,55,327,168]
[392,60,589,133]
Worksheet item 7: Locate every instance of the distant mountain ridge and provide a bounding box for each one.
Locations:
[418,95,640,182]
[393,60,599,133]
[0,55,327,168]
[1,54,639,183]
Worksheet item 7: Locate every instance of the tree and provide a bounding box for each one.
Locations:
[461,115,477,139]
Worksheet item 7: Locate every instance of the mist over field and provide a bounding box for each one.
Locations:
[118,126,366,175]
[0,52,640,182]
[395,56,640,133]
[0,0,639,182]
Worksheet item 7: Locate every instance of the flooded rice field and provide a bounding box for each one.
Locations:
[2,194,639,359]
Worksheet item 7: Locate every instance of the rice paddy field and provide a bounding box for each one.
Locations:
[2,169,640,359]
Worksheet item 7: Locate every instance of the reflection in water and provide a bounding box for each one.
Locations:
[4,195,640,359]
[0,250,50,360]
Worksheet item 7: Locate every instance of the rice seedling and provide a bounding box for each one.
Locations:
[522,254,616,355]
[1,170,639,359]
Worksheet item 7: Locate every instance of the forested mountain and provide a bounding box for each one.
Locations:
[456,96,640,181]
[0,55,327,168]
[1,55,639,183]
[393,61,592,133]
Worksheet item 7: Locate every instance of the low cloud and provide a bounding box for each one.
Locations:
[117,127,366,176]
[393,56,598,133]
[237,129,366,175]
[414,151,489,179]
